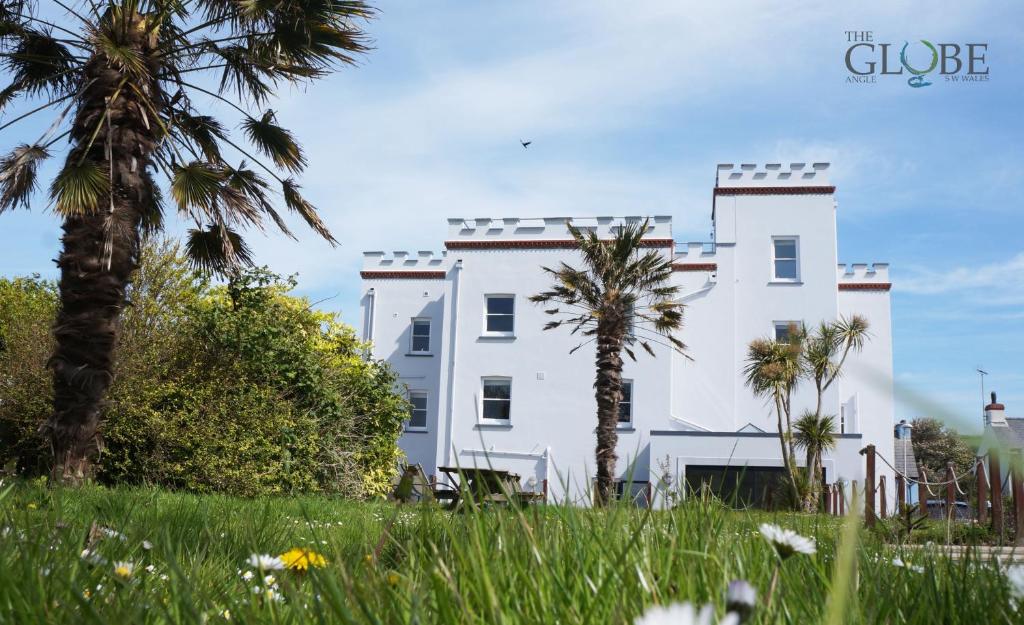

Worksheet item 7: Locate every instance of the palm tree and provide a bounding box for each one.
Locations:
[530,219,684,506]
[743,333,804,501]
[793,411,836,512]
[0,0,373,482]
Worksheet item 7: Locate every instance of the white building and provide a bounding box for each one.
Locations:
[359,162,895,507]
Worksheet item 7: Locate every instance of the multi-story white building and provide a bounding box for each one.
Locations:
[359,162,895,507]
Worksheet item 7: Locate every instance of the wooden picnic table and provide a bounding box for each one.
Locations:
[435,466,523,509]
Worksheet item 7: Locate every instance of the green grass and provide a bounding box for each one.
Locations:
[0,481,1018,624]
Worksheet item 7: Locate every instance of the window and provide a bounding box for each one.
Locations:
[774,321,801,343]
[484,295,515,334]
[772,237,799,281]
[481,378,511,421]
[409,319,431,353]
[618,381,633,425]
[408,391,427,429]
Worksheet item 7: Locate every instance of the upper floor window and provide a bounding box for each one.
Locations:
[481,377,512,421]
[410,318,431,353]
[772,237,799,282]
[484,295,515,334]
[408,391,428,430]
[618,380,633,426]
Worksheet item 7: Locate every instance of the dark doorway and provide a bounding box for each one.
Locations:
[684,465,788,508]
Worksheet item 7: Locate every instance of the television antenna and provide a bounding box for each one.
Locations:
[976,367,988,426]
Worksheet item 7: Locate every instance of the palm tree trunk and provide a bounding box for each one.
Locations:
[593,320,625,506]
[42,18,161,483]
[774,395,799,504]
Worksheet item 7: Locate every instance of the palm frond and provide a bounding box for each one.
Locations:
[242,110,306,173]
[184,224,253,275]
[282,177,335,244]
[50,159,108,216]
[0,143,49,212]
[171,161,223,214]
[1,28,79,97]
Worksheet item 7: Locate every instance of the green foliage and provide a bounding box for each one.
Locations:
[910,417,976,478]
[0,482,1020,624]
[0,241,407,496]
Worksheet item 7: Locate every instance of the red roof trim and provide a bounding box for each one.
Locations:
[360,270,446,280]
[714,186,835,196]
[444,238,675,250]
[838,282,891,291]
[672,263,717,272]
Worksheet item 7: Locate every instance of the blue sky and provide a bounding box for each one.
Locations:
[2,2,1022,432]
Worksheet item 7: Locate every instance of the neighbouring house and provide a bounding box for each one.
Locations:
[978,393,1023,489]
[359,162,896,507]
[894,420,921,506]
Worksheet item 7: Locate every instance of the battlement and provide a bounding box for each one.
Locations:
[362,250,447,271]
[674,242,716,259]
[444,216,674,248]
[837,263,891,291]
[716,162,832,188]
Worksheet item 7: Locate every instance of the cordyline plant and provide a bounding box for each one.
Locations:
[0,0,374,482]
[530,219,684,506]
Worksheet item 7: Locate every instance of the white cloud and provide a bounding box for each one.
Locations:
[898,252,1024,296]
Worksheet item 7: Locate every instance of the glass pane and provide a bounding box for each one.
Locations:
[774,259,797,280]
[409,409,427,428]
[774,324,790,342]
[412,321,430,336]
[412,336,430,351]
[774,240,796,259]
[411,395,427,411]
[618,402,631,422]
[483,399,510,420]
[487,296,514,315]
[621,383,632,403]
[487,314,514,332]
[483,381,510,400]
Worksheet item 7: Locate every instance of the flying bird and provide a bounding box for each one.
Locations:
[520,139,532,149]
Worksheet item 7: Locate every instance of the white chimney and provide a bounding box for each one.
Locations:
[985,392,1006,426]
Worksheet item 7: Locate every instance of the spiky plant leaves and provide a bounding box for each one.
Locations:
[0,143,49,212]
[185,225,253,275]
[50,160,108,216]
[171,162,224,214]
[2,29,77,97]
[243,110,306,173]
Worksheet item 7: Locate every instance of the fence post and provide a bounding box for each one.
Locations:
[945,463,956,522]
[895,472,906,512]
[839,482,846,516]
[861,445,876,527]
[879,475,888,519]
[1012,451,1024,545]
[991,450,1004,540]
[977,457,988,525]
[824,484,832,514]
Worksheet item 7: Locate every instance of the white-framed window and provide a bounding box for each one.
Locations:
[484,295,515,334]
[773,321,802,343]
[618,380,633,426]
[481,377,512,421]
[410,318,431,353]
[771,237,800,282]
[407,390,428,430]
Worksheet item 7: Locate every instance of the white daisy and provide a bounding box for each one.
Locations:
[759,523,816,559]
[241,570,255,582]
[145,564,157,574]
[725,580,758,622]
[246,554,284,570]
[142,540,153,550]
[80,549,107,567]
[635,603,738,625]
[891,558,924,574]
[99,527,127,542]
[1007,564,1024,607]
[113,561,135,579]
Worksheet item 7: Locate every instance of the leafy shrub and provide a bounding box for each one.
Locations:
[0,240,408,497]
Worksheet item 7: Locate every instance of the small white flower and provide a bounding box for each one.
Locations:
[241,570,255,582]
[80,549,107,567]
[159,574,169,582]
[1007,564,1024,607]
[100,527,127,542]
[635,602,738,625]
[263,575,276,586]
[145,564,157,574]
[725,580,758,622]
[142,540,153,550]
[113,561,135,579]
[759,523,816,559]
[891,558,924,574]
[246,554,284,570]
[252,586,262,595]
[263,588,284,603]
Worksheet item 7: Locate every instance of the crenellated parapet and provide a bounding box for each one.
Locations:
[361,250,447,279]
[444,216,674,249]
[837,263,891,291]
[715,162,833,192]
[672,242,717,272]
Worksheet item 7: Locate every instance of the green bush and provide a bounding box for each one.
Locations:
[0,240,408,497]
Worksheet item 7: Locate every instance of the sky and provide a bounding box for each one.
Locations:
[1,1,1022,433]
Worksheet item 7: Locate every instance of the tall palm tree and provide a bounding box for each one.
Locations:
[743,331,804,501]
[530,219,684,506]
[0,0,373,482]
[793,411,836,512]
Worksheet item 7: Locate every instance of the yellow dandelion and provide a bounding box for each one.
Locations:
[364,554,373,565]
[386,572,400,587]
[278,548,327,571]
[27,502,38,510]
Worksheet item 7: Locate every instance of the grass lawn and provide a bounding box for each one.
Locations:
[0,481,1019,624]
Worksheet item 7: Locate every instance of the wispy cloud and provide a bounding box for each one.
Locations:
[898,252,1024,296]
